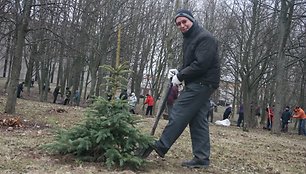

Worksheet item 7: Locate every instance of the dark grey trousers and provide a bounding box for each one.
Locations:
[155,82,215,161]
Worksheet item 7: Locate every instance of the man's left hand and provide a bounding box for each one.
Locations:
[172,75,182,85]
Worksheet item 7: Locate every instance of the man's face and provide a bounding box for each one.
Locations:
[175,16,193,33]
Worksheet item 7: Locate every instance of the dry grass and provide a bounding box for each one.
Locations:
[0,79,305,174]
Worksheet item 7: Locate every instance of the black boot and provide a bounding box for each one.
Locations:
[181,158,209,168]
[137,144,165,158]
[139,146,153,158]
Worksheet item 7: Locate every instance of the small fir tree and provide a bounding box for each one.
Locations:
[43,62,154,169]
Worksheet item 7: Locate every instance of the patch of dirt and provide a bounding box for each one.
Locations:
[0,113,51,131]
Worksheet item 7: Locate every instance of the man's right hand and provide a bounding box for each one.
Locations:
[167,69,178,79]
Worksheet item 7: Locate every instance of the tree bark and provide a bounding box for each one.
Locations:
[5,0,33,114]
[272,0,295,134]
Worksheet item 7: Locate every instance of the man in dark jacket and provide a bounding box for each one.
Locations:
[63,87,71,105]
[53,86,61,103]
[141,9,220,168]
[237,104,244,127]
[281,106,291,132]
[119,89,128,100]
[223,104,232,120]
[17,82,24,98]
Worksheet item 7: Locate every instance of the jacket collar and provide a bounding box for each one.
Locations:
[183,21,198,38]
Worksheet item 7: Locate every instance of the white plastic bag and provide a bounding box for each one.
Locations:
[215,119,231,127]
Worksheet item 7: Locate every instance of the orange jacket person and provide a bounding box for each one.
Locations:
[144,94,154,116]
[292,106,306,136]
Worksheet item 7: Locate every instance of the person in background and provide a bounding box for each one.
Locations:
[265,105,274,130]
[53,86,61,103]
[237,104,244,127]
[281,106,291,132]
[223,104,232,120]
[119,89,128,100]
[31,79,35,87]
[107,94,112,101]
[167,84,179,118]
[17,82,24,98]
[255,105,261,128]
[144,94,154,116]
[63,87,71,105]
[292,106,306,136]
[140,9,220,169]
[42,84,51,92]
[73,89,80,106]
[128,92,137,114]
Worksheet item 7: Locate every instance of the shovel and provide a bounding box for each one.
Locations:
[150,80,173,135]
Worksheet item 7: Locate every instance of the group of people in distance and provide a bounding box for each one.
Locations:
[16,80,80,106]
[261,105,305,136]
[119,89,139,114]
[53,86,80,106]
[119,89,159,117]
[221,103,306,136]
[281,106,306,135]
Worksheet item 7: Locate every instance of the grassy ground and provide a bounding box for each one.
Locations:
[0,79,305,174]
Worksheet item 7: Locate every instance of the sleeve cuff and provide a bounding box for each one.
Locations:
[177,73,183,82]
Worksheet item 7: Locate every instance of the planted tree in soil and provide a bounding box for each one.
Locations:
[43,63,154,169]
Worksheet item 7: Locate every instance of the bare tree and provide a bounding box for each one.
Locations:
[272,0,295,134]
[5,0,33,114]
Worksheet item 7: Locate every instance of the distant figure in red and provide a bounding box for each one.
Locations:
[265,105,274,130]
[144,94,154,116]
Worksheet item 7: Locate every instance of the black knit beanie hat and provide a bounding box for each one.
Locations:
[174,9,195,23]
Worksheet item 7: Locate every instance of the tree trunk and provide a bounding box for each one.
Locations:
[5,0,33,114]
[3,34,12,78]
[272,0,295,134]
[24,43,37,93]
[300,53,306,109]
[89,67,97,97]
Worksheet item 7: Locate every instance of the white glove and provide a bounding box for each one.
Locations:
[178,84,184,91]
[171,75,182,85]
[167,69,178,79]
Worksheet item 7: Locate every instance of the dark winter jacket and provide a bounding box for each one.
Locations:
[176,22,220,88]
[119,91,128,100]
[17,83,24,92]
[223,106,232,120]
[65,89,71,99]
[281,109,291,123]
[239,104,244,114]
[53,86,60,96]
